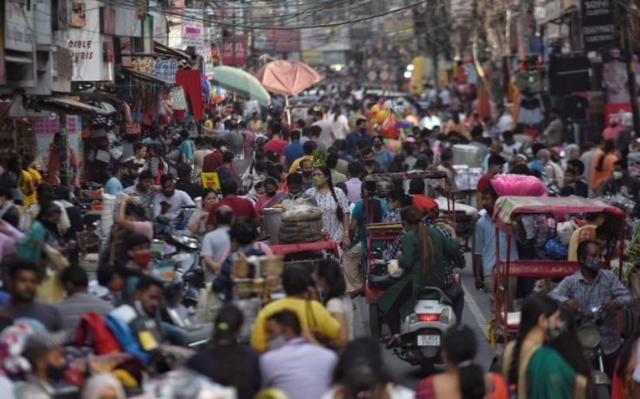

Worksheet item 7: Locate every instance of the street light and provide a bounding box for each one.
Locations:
[406,64,415,72]
[403,71,413,79]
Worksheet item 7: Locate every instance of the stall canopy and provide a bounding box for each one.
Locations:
[494,196,625,226]
[210,66,271,106]
[36,97,114,116]
[122,68,175,86]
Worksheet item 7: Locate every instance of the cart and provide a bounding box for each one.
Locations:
[491,196,626,342]
[362,171,456,336]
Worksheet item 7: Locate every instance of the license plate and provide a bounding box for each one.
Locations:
[417,335,440,346]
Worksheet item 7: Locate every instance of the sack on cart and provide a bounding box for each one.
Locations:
[278,200,324,243]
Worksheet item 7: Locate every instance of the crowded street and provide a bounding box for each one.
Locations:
[2,0,640,398]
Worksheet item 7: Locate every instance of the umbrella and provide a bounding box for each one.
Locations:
[256,60,322,96]
[211,66,271,107]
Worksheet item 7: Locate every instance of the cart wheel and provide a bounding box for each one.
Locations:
[369,303,381,337]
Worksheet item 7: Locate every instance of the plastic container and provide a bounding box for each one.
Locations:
[263,207,284,245]
[452,144,484,168]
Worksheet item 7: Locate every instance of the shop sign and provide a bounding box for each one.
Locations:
[182,17,204,47]
[222,35,247,65]
[52,46,73,92]
[581,0,616,52]
[67,2,103,82]
[4,1,34,52]
[273,30,300,53]
[301,51,323,66]
[201,172,220,190]
[34,115,60,135]
[130,56,178,83]
[67,115,81,135]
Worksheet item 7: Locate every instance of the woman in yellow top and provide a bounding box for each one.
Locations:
[590,140,618,191]
[20,154,42,207]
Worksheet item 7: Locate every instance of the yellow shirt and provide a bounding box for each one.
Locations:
[567,225,596,261]
[20,170,36,206]
[250,296,341,352]
[288,155,314,175]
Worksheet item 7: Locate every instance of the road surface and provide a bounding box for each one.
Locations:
[352,253,496,389]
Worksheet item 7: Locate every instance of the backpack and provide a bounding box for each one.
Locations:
[105,314,150,365]
[75,312,121,355]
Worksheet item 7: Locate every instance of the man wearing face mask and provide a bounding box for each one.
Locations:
[596,159,640,201]
[346,118,372,157]
[549,239,631,377]
[18,330,69,398]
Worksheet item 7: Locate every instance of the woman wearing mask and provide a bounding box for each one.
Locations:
[323,337,414,399]
[502,294,587,399]
[255,177,287,214]
[314,258,354,346]
[416,324,508,399]
[187,304,261,399]
[306,166,350,250]
[188,188,218,236]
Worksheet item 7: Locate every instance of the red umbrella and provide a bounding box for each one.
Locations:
[256,60,323,96]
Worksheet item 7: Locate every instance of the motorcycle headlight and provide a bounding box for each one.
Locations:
[439,308,450,324]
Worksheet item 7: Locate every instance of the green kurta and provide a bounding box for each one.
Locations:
[377,226,460,318]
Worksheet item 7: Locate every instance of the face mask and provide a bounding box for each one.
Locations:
[133,251,152,267]
[268,336,287,351]
[584,258,602,272]
[46,364,66,383]
[613,171,623,180]
[313,176,326,187]
[545,321,565,341]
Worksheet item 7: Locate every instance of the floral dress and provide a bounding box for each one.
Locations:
[305,187,349,245]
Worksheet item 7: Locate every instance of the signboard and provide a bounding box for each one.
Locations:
[130,56,178,83]
[34,115,60,135]
[222,35,247,66]
[4,1,34,52]
[182,20,204,47]
[273,30,300,53]
[201,172,220,190]
[115,7,141,37]
[52,46,73,92]
[581,0,616,52]
[67,0,103,82]
[196,42,214,78]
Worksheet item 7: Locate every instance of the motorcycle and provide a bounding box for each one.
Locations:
[392,286,457,374]
[576,306,611,399]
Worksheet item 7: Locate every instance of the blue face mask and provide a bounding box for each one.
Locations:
[584,258,602,272]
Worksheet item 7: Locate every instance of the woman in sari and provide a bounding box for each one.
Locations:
[502,294,588,399]
[255,177,287,214]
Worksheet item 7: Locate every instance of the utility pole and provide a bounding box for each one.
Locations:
[623,11,640,135]
[232,1,237,66]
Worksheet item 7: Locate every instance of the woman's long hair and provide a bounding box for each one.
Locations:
[317,258,347,305]
[400,206,432,277]
[207,305,251,394]
[443,324,486,399]
[507,294,559,385]
[595,140,615,172]
[317,165,344,221]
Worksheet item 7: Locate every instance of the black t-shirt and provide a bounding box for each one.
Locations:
[1,206,19,228]
[560,180,589,198]
[176,180,204,200]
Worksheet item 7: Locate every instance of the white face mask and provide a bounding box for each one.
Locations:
[613,171,623,180]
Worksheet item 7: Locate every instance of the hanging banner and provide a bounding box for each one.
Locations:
[182,17,204,47]
[222,35,247,66]
[129,56,178,83]
[196,42,213,79]
[581,0,616,52]
[67,0,103,81]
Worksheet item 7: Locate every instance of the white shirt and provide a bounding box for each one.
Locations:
[503,141,523,157]
[201,225,231,281]
[326,296,354,340]
[330,114,350,140]
[497,113,514,133]
[153,189,195,219]
[439,89,451,106]
[419,115,442,130]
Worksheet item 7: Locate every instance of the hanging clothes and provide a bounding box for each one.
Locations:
[175,67,204,121]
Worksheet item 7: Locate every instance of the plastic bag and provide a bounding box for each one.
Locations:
[490,174,546,197]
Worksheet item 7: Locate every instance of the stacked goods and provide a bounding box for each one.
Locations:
[491,174,546,197]
[278,200,324,243]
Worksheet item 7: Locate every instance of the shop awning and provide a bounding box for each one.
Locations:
[122,67,174,85]
[37,97,114,115]
[154,42,190,60]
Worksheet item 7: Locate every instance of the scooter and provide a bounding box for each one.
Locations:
[392,286,457,374]
[576,306,611,399]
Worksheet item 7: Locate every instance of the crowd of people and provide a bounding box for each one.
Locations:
[0,85,637,399]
